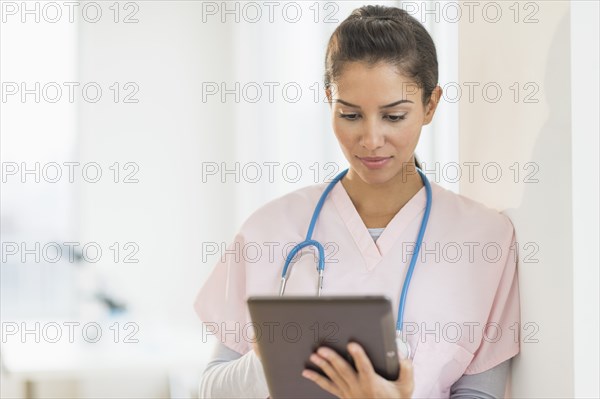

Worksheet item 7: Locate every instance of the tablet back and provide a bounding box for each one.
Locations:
[247,296,399,399]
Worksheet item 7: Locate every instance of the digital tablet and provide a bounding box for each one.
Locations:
[247,296,400,399]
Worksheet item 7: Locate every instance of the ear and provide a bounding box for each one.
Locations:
[423,85,443,125]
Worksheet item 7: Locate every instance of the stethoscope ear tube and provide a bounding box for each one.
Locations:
[278,166,432,341]
[279,169,349,297]
[279,239,327,296]
[396,168,432,332]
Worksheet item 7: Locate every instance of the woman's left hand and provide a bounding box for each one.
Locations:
[302,342,414,399]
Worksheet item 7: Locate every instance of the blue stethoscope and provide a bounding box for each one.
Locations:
[278,167,433,358]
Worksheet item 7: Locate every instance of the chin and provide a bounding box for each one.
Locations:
[355,167,397,186]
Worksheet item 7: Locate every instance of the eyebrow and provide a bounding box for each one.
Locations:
[333,99,414,109]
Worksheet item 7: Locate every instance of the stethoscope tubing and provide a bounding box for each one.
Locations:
[278,167,432,334]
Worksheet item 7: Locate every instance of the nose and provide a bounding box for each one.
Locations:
[359,118,385,150]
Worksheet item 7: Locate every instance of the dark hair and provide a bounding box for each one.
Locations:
[324,5,438,107]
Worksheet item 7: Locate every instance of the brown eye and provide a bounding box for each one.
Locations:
[338,113,360,121]
[386,114,407,122]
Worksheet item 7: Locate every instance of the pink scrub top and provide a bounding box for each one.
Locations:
[194,179,520,398]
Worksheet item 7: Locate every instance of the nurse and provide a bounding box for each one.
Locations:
[194,4,520,399]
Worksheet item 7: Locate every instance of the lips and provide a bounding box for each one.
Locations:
[357,156,392,170]
[359,157,390,162]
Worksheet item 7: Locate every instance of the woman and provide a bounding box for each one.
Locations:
[194,5,520,398]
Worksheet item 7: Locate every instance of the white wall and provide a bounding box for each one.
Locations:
[459,1,599,397]
[571,1,600,396]
[76,1,237,330]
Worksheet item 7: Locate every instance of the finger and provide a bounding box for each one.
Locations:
[400,359,415,397]
[347,342,375,377]
[317,347,358,386]
[399,359,413,382]
[302,369,342,397]
[310,350,352,392]
[309,352,347,391]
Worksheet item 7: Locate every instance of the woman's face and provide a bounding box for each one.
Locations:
[326,61,441,186]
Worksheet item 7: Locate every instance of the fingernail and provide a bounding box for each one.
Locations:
[317,347,329,357]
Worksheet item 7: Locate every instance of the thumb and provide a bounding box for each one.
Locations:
[396,358,414,398]
[399,358,413,385]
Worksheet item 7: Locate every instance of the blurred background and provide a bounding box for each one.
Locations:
[1,0,598,398]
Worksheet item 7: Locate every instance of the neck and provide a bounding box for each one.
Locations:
[340,164,424,228]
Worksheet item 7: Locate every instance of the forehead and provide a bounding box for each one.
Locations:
[332,61,421,103]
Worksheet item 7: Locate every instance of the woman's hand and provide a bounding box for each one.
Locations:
[301,342,414,399]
